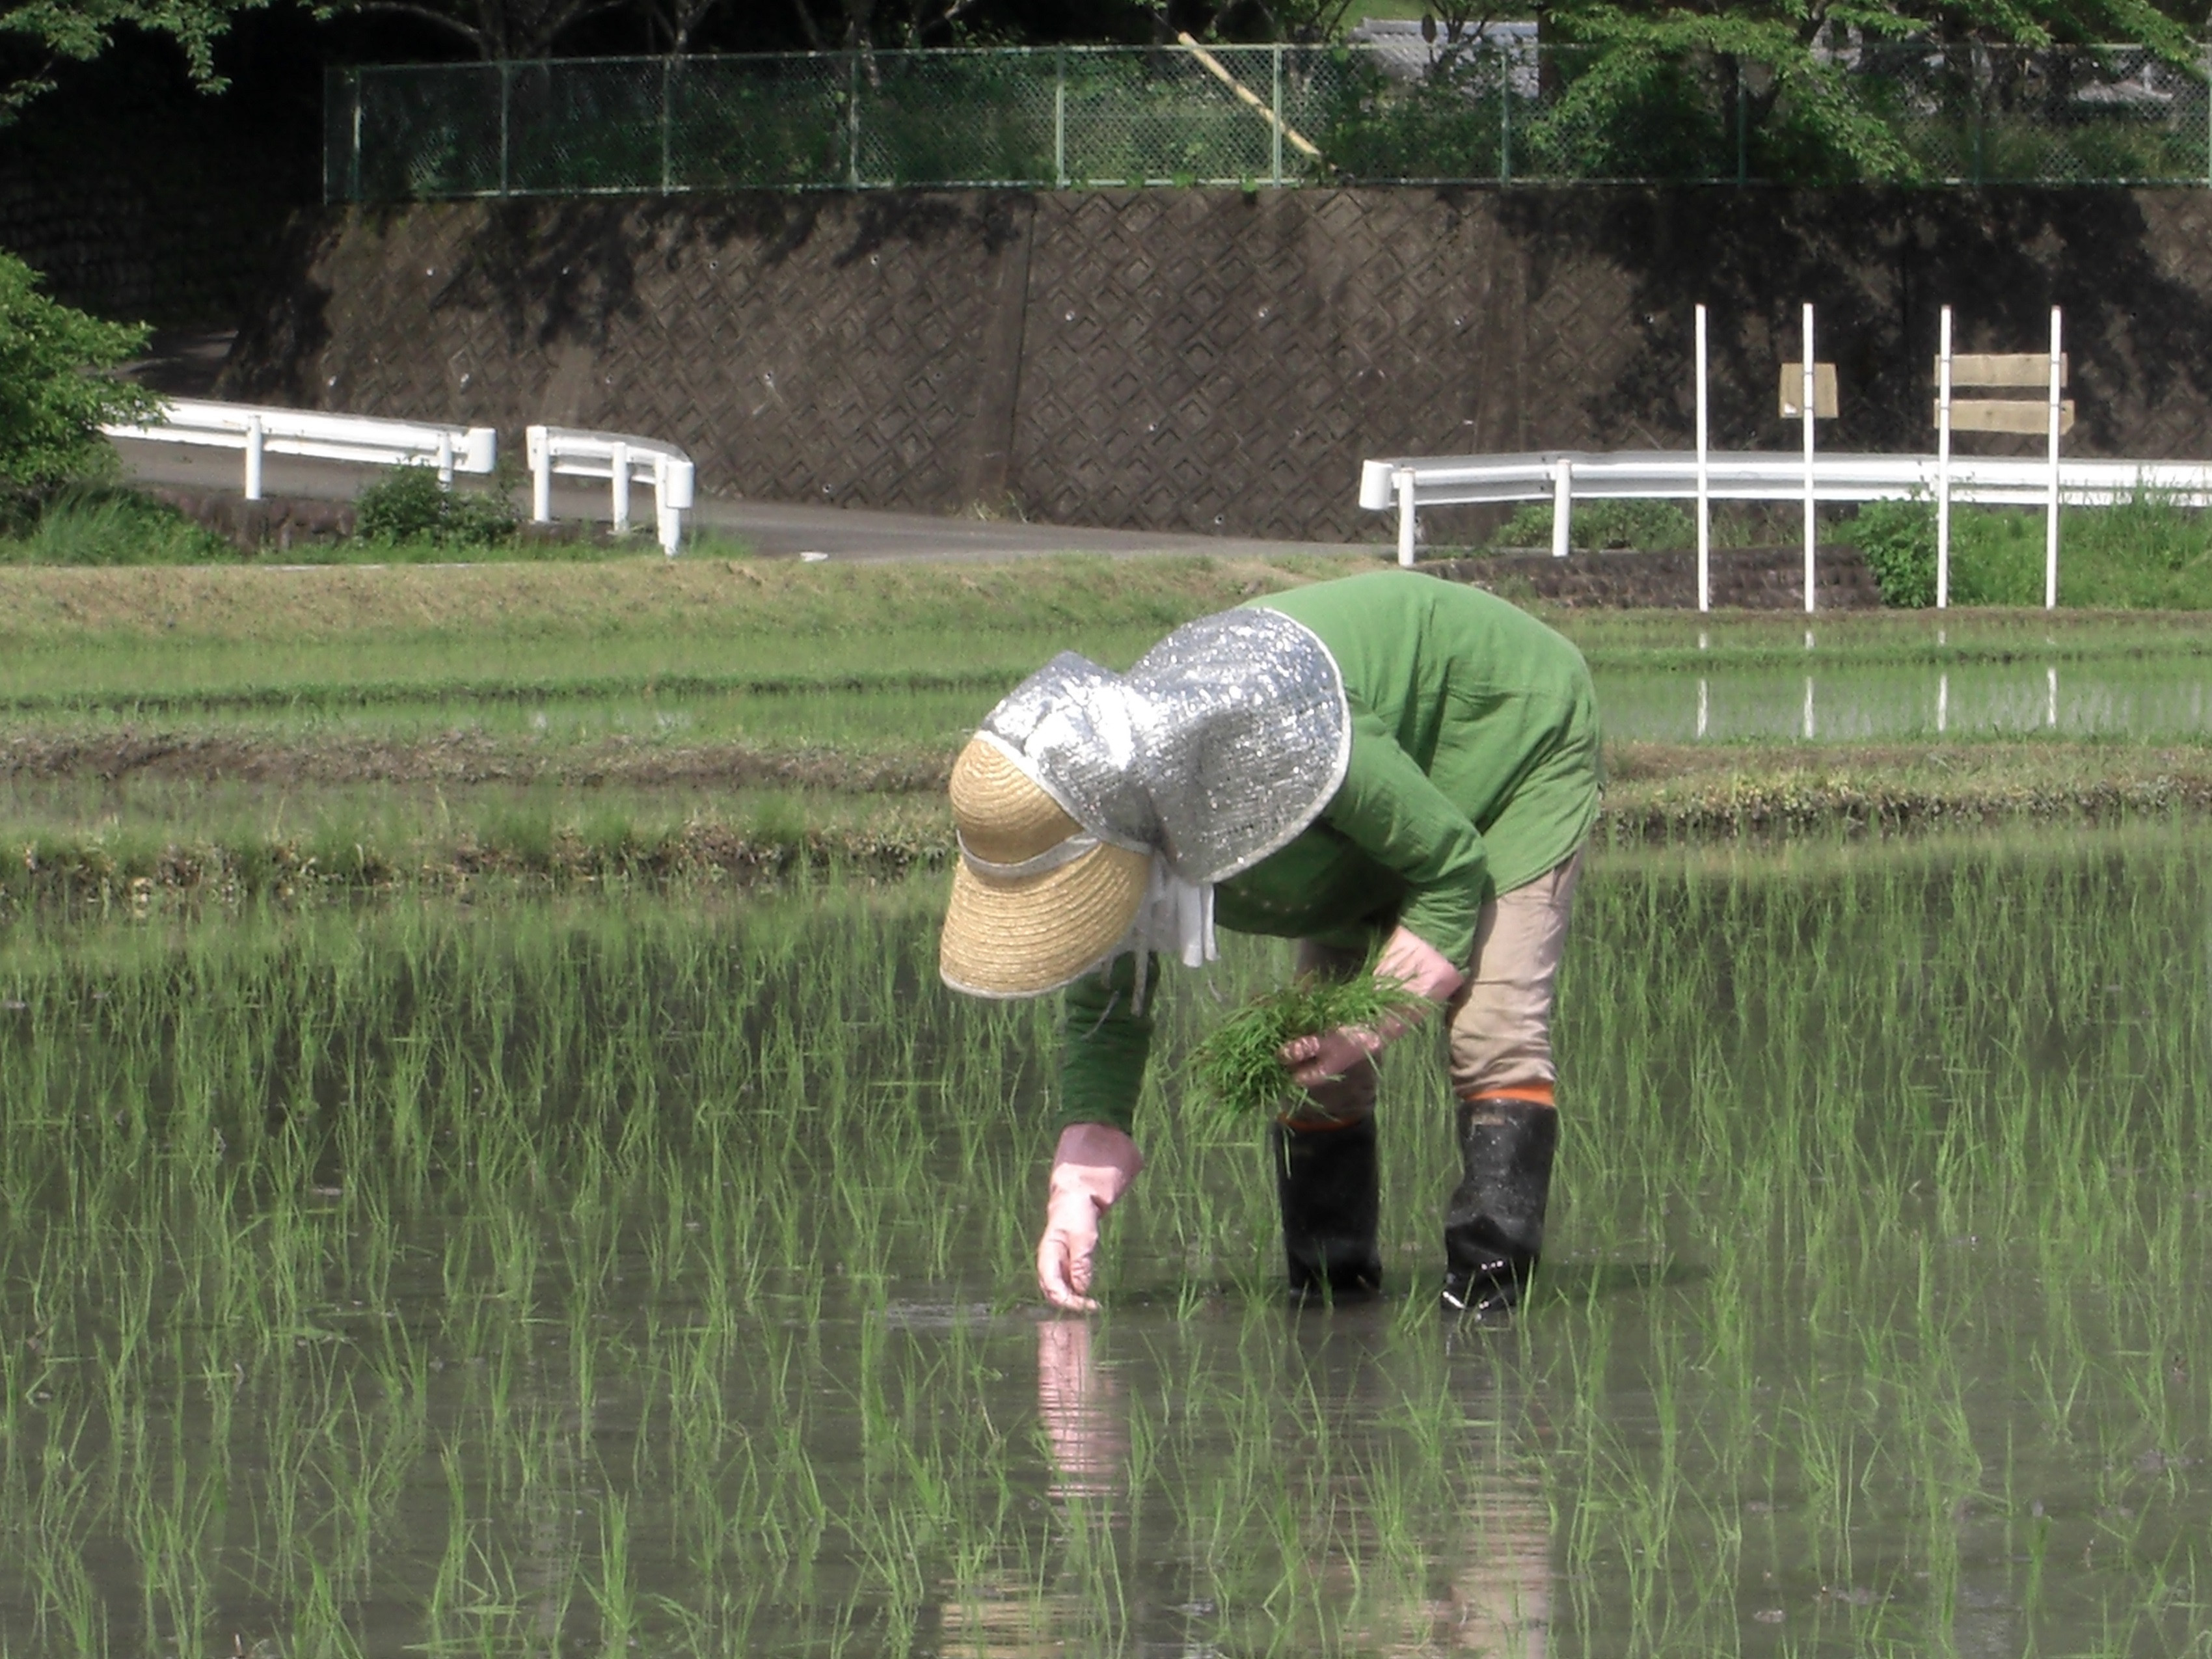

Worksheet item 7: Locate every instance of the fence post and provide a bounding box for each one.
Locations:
[498,62,512,197]
[1970,42,1985,185]
[846,51,862,187]
[660,56,674,193]
[1500,49,1513,182]
[2204,47,2210,187]
[1736,66,1747,182]
[1055,49,1067,188]
[1271,44,1284,187]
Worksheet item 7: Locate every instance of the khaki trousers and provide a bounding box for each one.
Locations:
[1283,847,1585,1127]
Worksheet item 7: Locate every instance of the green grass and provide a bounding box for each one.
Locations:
[0,828,2205,1652]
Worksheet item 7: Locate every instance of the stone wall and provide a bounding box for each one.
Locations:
[224,187,2212,541]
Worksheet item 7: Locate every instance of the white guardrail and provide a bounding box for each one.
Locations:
[1360,448,2212,600]
[527,425,695,556]
[103,398,496,500]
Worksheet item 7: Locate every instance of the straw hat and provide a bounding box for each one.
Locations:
[939,737,1150,998]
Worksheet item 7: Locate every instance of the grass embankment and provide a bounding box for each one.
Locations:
[4,555,2209,902]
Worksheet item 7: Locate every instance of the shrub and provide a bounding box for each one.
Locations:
[1852,498,1937,608]
[1486,498,1695,552]
[0,252,159,492]
[355,466,517,548]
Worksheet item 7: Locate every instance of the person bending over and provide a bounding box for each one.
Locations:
[937,570,1600,1315]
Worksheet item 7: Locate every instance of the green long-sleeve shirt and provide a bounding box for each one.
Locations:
[1057,571,1600,1136]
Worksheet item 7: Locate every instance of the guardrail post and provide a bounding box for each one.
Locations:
[654,455,694,556]
[610,440,632,534]
[529,427,553,522]
[1394,468,1416,567]
[1551,456,1572,557]
[436,432,455,489]
[245,416,265,502]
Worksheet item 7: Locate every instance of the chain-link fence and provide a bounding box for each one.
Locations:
[324,43,2212,200]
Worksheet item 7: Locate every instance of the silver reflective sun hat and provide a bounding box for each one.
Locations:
[940,606,1351,998]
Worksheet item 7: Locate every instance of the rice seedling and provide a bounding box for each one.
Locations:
[0,828,2201,1652]
[1184,971,1424,1120]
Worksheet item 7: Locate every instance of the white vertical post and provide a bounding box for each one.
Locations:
[436,431,455,489]
[1937,304,1954,610]
[1695,303,1711,613]
[1801,302,1816,614]
[530,431,553,522]
[1395,468,1416,568]
[610,440,631,535]
[1937,671,1949,735]
[1552,456,1572,558]
[2047,664,2058,728]
[244,416,265,502]
[1696,677,1709,740]
[1802,675,1815,740]
[2046,305,2063,611]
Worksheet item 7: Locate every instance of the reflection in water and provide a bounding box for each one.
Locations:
[1036,1317,1124,1502]
[1009,1307,1552,1658]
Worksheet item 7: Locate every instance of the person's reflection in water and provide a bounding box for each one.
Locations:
[1036,1315,1126,1502]
[1282,1308,1554,1659]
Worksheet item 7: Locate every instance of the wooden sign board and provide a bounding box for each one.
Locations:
[1936,398,2077,436]
[1934,353,2068,389]
[1777,362,1838,419]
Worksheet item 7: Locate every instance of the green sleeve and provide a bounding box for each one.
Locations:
[1321,714,1489,963]
[1053,952,1157,1139]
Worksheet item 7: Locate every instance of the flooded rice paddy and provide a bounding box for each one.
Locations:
[0,830,2207,1655]
[1597,659,2212,743]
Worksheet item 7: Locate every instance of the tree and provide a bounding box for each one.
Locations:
[0,252,160,493]
[326,0,628,60]
[0,0,264,116]
[1518,0,2202,182]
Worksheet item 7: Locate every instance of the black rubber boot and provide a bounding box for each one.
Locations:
[1441,1098,1558,1316]
[1272,1114,1382,1301]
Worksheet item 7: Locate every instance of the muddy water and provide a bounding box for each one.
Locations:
[0,832,2205,1655]
[1597,656,2212,741]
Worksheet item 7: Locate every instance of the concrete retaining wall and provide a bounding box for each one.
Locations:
[224,187,2212,541]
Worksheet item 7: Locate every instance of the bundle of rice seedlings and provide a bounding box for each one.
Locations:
[1187,973,1425,1119]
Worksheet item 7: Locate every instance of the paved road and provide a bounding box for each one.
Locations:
[113,439,1375,567]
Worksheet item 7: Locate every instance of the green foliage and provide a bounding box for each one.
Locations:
[1853,498,1937,608]
[354,466,517,548]
[1187,972,1423,1118]
[1487,498,1697,552]
[1852,493,2212,608]
[0,486,235,565]
[0,253,157,492]
[0,0,264,115]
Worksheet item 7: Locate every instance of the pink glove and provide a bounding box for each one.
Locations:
[1280,925,1465,1090]
[1036,1123,1144,1313]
